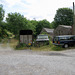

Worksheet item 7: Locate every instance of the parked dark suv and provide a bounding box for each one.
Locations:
[53,35,75,48]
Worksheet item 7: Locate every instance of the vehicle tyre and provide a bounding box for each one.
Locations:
[64,44,69,48]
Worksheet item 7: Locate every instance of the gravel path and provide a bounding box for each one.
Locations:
[0,45,75,75]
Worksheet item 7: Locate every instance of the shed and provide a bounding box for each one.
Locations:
[54,25,72,36]
[40,28,54,38]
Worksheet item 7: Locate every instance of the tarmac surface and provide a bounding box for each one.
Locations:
[0,44,75,75]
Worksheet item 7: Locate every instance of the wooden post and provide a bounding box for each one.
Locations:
[73,2,75,35]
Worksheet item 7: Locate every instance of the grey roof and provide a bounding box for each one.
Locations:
[43,28,54,33]
[59,25,72,28]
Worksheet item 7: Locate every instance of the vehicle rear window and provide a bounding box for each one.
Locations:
[37,35,48,39]
[54,36,70,41]
[59,37,68,40]
[54,36,75,41]
[59,36,73,40]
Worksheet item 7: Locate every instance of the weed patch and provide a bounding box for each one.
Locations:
[51,45,64,51]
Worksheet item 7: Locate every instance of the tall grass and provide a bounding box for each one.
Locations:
[1,38,18,48]
[9,39,19,48]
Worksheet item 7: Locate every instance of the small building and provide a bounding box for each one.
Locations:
[20,30,33,45]
[40,28,54,38]
[54,25,72,36]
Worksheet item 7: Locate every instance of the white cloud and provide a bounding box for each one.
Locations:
[23,0,75,22]
[5,0,21,7]
[1,0,75,22]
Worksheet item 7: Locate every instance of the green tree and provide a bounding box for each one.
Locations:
[0,4,5,22]
[36,19,51,35]
[0,4,5,39]
[50,21,57,29]
[0,22,12,39]
[6,12,28,38]
[30,20,38,37]
[54,8,73,28]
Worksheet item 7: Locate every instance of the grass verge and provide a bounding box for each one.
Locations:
[1,39,73,51]
[15,40,66,51]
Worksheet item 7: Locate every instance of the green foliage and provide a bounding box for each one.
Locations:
[0,27,14,39]
[36,19,51,35]
[15,43,29,50]
[30,20,38,37]
[51,45,64,51]
[0,37,2,42]
[6,13,51,38]
[50,21,57,29]
[18,43,27,47]
[1,38,8,43]
[6,12,29,38]
[15,39,65,51]
[0,4,7,40]
[4,29,15,39]
[0,4,5,22]
[0,26,6,39]
[54,8,73,28]
[0,4,74,41]
[40,32,48,35]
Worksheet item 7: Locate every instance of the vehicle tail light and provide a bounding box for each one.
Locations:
[58,41,60,44]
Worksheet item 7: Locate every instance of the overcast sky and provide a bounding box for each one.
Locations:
[0,0,75,22]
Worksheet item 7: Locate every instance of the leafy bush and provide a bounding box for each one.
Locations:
[51,45,64,51]
[0,38,2,42]
[15,43,30,50]
[16,43,27,48]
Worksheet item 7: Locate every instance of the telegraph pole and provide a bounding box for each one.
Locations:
[73,2,75,35]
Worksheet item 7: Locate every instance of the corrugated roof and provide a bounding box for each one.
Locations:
[59,25,72,28]
[43,28,54,33]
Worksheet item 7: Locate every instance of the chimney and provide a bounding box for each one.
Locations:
[72,2,75,35]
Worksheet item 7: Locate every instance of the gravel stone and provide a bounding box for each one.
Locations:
[0,45,75,75]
